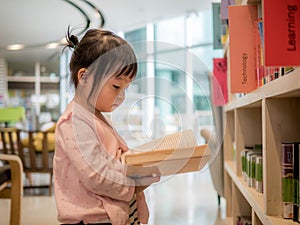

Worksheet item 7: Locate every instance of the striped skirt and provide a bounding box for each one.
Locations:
[128,195,140,225]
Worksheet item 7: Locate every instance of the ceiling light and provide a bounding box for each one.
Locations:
[46,42,59,49]
[7,44,25,51]
[60,38,67,44]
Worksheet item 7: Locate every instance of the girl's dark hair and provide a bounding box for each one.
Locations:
[64,27,137,98]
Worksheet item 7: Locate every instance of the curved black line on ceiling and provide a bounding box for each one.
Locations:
[47,0,106,61]
[79,0,105,28]
[61,0,90,36]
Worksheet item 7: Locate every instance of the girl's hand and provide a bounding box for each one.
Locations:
[115,148,122,160]
[115,145,128,161]
[133,174,160,193]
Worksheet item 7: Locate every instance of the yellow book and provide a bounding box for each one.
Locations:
[122,130,211,178]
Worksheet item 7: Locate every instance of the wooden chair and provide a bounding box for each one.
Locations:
[0,127,55,195]
[0,153,23,225]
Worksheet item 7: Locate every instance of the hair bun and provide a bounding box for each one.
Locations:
[69,35,79,49]
[64,26,79,50]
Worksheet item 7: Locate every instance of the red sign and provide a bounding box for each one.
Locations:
[228,5,258,93]
[263,0,300,66]
[212,58,228,106]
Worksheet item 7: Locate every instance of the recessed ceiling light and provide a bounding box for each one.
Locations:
[7,44,25,51]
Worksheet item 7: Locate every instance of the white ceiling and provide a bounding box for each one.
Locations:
[0,0,217,74]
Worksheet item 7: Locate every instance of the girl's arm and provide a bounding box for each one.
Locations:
[56,121,135,202]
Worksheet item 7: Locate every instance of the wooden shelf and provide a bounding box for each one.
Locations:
[226,217,233,225]
[224,93,300,224]
[225,161,297,225]
[225,161,264,221]
[225,68,300,112]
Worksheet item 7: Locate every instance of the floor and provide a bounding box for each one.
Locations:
[0,169,227,225]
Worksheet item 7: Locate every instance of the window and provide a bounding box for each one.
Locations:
[120,9,224,142]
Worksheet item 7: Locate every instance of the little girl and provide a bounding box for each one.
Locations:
[54,28,159,225]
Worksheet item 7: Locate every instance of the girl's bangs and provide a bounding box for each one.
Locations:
[114,62,137,80]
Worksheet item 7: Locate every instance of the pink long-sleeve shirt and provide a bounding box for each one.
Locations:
[53,101,135,225]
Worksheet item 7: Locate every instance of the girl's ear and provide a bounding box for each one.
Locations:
[77,68,88,85]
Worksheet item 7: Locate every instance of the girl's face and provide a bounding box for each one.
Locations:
[94,75,132,112]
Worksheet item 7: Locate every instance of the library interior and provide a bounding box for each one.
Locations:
[0,0,299,225]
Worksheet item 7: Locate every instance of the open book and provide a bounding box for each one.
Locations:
[121,130,211,178]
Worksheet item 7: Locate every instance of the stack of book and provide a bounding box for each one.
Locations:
[241,144,263,193]
[254,19,295,87]
[227,4,297,94]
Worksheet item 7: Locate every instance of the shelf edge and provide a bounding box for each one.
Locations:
[7,76,60,83]
[225,161,296,225]
[225,68,300,111]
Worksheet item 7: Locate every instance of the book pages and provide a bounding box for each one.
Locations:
[131,129,197,152]
[122,130,211,178]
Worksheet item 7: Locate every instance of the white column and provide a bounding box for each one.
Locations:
[59,50,72,113]
[144,24,155,138]
[185,50,194,130]
[34,62,41,116]
[185,15,194,131]
[0,58,8,107]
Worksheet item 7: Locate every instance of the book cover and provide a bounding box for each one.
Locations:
[263,0,300,66]
[246,151,262,188]
[241,149,248,182]
[255,19,265,87]
[255,155,263,193]
[228,5,258,93]
[212,58,228,106]
[221,19,229,45]
[282,143,294,219]
[298,142,300,222]
[293,142,299,221]
[250,153,262,188]
[122,130,211,178]
[220,0,235,20]
[212,3,222,49]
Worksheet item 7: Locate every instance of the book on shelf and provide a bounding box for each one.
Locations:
[212,57,228,106]
[228,5,258,93]
[255,155,263,193]
[263,0,300,66]
[293,142,299,222]
[221,19,229,46]
[248,152,262,188]
[121,130,211,178]
[220,0,235,20]
[212,3,223,49]
[254,18,296,86]
[297,142,300,223]
[220,0,234,46]
[241,145,263,193]
[281,142,294,219]
[255,18,264,88]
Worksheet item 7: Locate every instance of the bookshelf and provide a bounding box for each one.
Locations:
[224,68,300,225]
[223,1,300,224]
